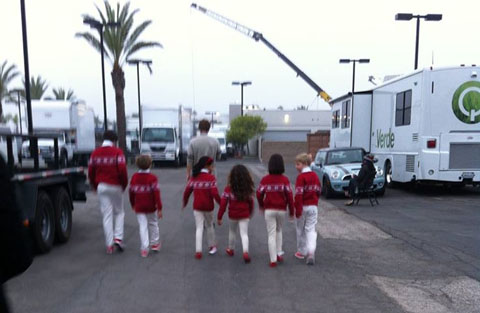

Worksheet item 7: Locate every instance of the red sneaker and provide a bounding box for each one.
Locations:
[277,255,284,263]
[106,245,114,254]
[151,243,161,252]
[269,262,277,268]
[195,252,202,260]
[141,249,149,258]
[243,252,251,264]
[294,252,305,260]
[226,248,234,256]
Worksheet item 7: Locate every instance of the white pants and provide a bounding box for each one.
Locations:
[296,205,318,257]
[265,210,286,263]
[228,219,249,253]
[97,183,125,247]
[193,210,216,252]
[136,213,160,251]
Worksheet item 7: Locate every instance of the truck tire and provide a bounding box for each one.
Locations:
[322,177,334,199]
[33,191,55,253]
[53,187,72,243]
[384,161,395,188]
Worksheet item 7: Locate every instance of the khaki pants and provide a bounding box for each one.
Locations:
[296,205,318,257]
[193,210,216,252]
[228,218,249,253]
[136,212,160,251]
[264,210,286,263]
[97,183,124,247]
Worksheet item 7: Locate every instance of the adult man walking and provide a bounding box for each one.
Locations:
[88,130,128,254]
[186,119,221,180]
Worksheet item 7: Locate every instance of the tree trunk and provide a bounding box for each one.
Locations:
[111,63,127,153]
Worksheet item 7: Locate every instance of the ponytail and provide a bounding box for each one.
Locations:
[192,156,213,177]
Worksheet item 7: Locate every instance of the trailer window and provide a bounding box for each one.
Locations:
[341,100,351,129]
[395,90,412,126]
[332,110,340,128]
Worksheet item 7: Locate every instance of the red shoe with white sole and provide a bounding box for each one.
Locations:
[106,246,114,255]
[195,252,202,260]
[208,246,217,255]
[151,243,161,252]
[269,262,277,268]
[114,239,124,252]
[226,248,234,256]
[243,252,251,264]
[277,255,284,263]
[141,249,149,258]
[294,252,305,260]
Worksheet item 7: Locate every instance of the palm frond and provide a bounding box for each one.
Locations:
[125,41,162,60]
[75,32,111,60]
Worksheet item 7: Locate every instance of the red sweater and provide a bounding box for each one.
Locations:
[183,171,221,211]
[218,186,254,220]
[129,171,162,213]
[88,144,128,190]
[256,174,294,216]
[294,169,321,217]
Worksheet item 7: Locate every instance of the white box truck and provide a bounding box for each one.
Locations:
[22,100,95,166]
[140,105,193,166]
[330,66,480,187]
[209,129,227,160]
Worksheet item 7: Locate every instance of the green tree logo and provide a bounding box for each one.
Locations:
[452,81,480,124]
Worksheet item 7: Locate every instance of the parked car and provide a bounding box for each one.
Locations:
[311,147,385,198]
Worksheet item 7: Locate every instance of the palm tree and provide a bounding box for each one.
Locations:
[0,60,20,120]
[76,1,162,151]
[23,76,48,100]
[52,87,76,101]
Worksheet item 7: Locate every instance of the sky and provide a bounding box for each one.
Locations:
[2,0,480,121]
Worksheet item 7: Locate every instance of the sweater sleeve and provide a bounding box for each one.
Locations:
[117,151,128,190]
[256,178,265,209]
[285,178,295,216]
[294,175,305,217]
[183,180,194,207]
[217,188,229,220]
[211,180,221,205]
[87,153,96,189]
[152,176,162,211]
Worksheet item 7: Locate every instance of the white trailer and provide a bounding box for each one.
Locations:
[22,100,95,166]
[209,130,227,160]
[140,105,193,165]
[330,66,480,186]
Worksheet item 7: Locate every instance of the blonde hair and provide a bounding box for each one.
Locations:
[136,154,152,170]
[295,153,310,165]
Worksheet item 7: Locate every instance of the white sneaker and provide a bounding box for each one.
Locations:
[208,246,217,255]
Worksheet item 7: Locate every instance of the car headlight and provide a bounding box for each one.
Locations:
[377,168,384,177]
[331,170,340,179]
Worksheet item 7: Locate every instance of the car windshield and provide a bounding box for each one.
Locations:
[142,128,174,142]
[218,138,225,145]
[326,149,364,165]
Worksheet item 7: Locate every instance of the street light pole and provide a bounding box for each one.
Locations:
[395,13,442,70]
[127,59,153,139]
[205,111,219,129]
[17,90,22,134]
[232,81,252,117]
[83,18,120,130]
[339,58,370,147]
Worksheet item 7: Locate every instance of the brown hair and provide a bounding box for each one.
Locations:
[136,154,152,170]
[198,119,211,132]
[295,153,310,165]
[228,164,254,202]
[103,130,118,142]
[268,154,285,175]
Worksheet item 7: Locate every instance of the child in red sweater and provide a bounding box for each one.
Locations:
[183,156,221,259]
[294,153,321,265]
[257,154,295,267]
[129,155,162,258]
[217,165,255,264]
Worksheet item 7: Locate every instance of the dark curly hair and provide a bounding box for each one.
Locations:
[228,164,254,202]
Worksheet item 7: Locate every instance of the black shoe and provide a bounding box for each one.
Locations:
[114,240,124,252]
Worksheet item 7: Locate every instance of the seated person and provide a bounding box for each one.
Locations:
[345,154,376,206]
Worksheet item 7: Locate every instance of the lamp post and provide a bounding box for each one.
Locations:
[205,111,219,129]
[339,58,370,147]
[232,81,252,117]
[127,59,152,139]
[395,13,442,70]
[83,17,120,130]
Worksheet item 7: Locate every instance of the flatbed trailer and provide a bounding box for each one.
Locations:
[2,132,88,253]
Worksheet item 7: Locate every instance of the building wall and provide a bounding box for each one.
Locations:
[307,131,330,156]
[261,141,307,164]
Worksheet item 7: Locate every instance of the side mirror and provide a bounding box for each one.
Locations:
[315,162,322,168]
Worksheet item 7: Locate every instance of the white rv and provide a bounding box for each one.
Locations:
[22,100,95,166]
[140,105,193,165]
[330,66,480,186]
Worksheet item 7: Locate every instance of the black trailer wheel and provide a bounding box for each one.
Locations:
[33,191,55,253]
[53,187,72,243]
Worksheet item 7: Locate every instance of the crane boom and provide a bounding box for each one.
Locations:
[190,3,331,102]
